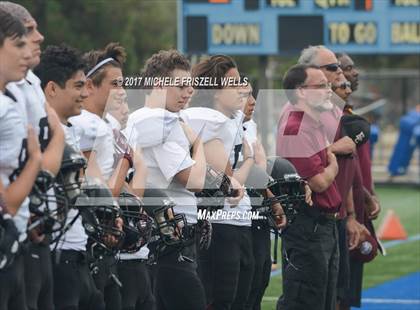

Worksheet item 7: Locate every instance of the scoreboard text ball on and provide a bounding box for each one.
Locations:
[179,0,420,55]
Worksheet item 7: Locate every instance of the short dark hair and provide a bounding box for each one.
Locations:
[192,55,237,90]
[84,42,126,87]
[282,64,319,104]
[190,55,237,108]
[0,8,26,47]
[141,49,190,85]
[34,44,86,90]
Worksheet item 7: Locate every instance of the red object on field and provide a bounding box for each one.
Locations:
[377,210,408,241]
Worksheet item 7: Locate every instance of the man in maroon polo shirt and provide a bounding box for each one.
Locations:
[337,52,381,309]
[276,64,341,310]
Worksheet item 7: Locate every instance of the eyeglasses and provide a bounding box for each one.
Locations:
[332,81,351,91]
[320,63,341,72]
[300,82,332,89]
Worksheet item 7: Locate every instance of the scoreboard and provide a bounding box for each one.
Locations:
[178,0,420,54]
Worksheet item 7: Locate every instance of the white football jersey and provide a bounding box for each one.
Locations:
[7,71,56,237]
[125,107,198,224]
[69,109,115,180]
[53,123,88,251]
[0,91,30,235]
[183,107,252,226]
[7,70,50,149]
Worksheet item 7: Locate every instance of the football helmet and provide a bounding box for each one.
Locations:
[118,191,153,253]
[77,185,124,254]
[28,169,68,234]
[244,165,280,229]
[55,144,87,206]
[142,188,188,257]
[266,157,306,223]
[195,165,231,211]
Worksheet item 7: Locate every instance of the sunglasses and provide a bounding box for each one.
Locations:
[320,63,341,72]
[332,81,351,90]
[300,82,332,90]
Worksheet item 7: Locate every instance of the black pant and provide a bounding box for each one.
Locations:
[336,219,350,303]
[117,259,155,310]
[91,254,121,310]
[341,258,364,308]
[155,241,206,310]
[277,212,339,310]
[0,253,27,310]
[198,224,254,310]
[52,250,105,310]
[245,221,271,310]
[24,242,54,310]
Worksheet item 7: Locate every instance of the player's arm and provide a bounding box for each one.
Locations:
[233,139,255,185]
[82,150,107,185]
[307,150,339,193]
[176,122,206,192]
[107,157,131,197]
[3,126,42,215]
[41,103,65,175]
[128,147,147,198]
[203,138,244,204]
[203,139,233,176]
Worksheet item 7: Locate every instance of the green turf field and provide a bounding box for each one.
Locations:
[261,185,420,309]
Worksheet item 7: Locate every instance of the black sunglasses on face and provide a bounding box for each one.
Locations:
[320,63,341,72]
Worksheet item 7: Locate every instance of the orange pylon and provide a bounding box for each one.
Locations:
[377,210,408,241]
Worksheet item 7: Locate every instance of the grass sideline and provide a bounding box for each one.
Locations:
[261,185,420,309]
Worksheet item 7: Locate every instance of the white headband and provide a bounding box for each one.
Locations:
[86,57,115,78]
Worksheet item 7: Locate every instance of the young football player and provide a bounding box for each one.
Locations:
[124,49,208,310]
[1,3,65,309]
[69,43,130,310]
[0,8,41,310]
[187,55,280,310]
[35,44,107,310]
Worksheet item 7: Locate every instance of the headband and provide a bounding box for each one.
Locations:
[86,57,115,78]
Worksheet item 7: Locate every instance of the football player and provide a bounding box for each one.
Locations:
[69,43,130,310]
[125,49,208,310]
[35,44,106,310]
[187,55,285,310]
[0,8,41,310]
[1,3,66,309]
[105,99,155,310]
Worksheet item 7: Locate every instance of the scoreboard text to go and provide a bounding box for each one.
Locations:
[329,22,377,45]
[329,22,420,45]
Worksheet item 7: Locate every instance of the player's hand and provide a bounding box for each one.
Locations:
[272,202,287,229]
[304,184,313,206]
[104,217,124,248]
[27,125,42,163]
[368,196,381,220]
[226,176,244,206]
[45,102,63,136]
[346,216,361,250]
